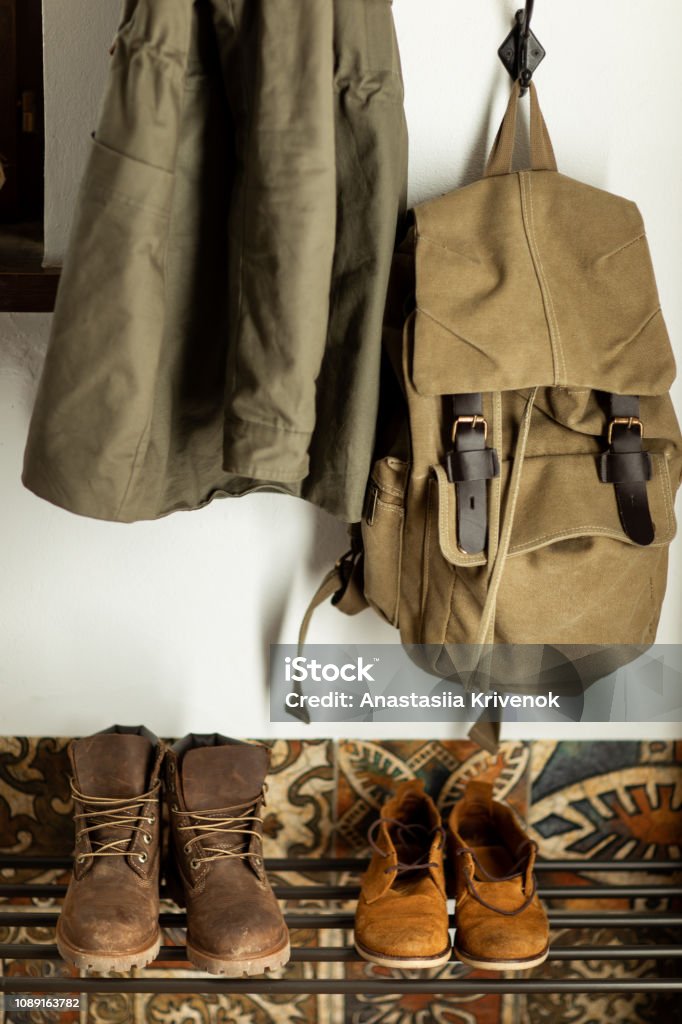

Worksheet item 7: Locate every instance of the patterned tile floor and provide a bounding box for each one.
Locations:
[0,737,680,1023]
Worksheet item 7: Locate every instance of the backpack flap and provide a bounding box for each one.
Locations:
[410,176,675,399]
[434,450,676,567]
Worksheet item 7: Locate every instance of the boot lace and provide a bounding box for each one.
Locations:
[456,840,538,916]
[173,795,265,869]
[368,817,445,877]
[72,782,159,864]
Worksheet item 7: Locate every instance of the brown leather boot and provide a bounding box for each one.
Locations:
[56,726,164,971]
[165,734,290,976]
[354,779,451,969]
[448,781,549,971]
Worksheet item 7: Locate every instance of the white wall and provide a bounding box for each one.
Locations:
[0,0,680,739]
[41,0,117,266]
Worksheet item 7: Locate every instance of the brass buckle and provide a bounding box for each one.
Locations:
[452,415,488,444]
[608,416,643,444]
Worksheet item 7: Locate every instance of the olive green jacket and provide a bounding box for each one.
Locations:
[23,0,408,523]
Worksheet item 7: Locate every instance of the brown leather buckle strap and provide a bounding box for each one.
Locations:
[599,394,654,546]
[445,395,500,555]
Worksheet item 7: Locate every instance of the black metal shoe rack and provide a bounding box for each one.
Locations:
[0,855,681,997]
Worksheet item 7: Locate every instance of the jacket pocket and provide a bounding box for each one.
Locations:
[362,457,408,626]
[86,137,175,212]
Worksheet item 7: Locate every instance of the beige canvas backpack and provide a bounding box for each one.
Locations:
[304,84,682,664]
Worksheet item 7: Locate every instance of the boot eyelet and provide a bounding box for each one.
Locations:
[77,855,86,865]
[184,843,191,854]
[169,762,176,774]
[147,816,156,825]
[190,859,200,870]
[138,852,148,864]
[143,833,152,845]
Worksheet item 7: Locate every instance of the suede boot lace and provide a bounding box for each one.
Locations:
[368,817,445,876]
[456,840,538,916]
[173,795,265,869]
[72,783,159,864]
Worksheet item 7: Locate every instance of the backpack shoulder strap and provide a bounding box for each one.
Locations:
[298,541,368,650]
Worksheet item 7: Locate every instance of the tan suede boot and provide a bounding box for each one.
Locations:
[448,781,549,971]
[354,779,451,969]
[165,734,290,976]
[56,726,164,971]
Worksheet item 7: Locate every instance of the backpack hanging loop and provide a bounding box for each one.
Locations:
[498,2,545,96]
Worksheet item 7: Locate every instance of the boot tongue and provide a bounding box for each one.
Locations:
[181,744,268,811]
[72,734,154,799]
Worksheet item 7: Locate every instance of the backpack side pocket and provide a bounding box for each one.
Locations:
[361,457,408,627]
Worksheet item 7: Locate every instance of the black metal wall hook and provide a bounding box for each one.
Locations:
[498,1,545,97]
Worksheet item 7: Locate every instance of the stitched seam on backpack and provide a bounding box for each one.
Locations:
[519,173,567,386]
[419,479,434,640]
[619,306,664,349]
[600,233,645,260]
[373,501,404,516]
[417,307,488,355]
[434,475,458,645]
[434,465,487,567]
[523,172,566,383]
[441,568,456,646]
[508,524,669,552]
[417,233,482,264]
[392,513,405,627]
[372,479,406,499]
[528,174,567,383]
[660,455,675,536]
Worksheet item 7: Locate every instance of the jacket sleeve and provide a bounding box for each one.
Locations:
[217,0,337,484]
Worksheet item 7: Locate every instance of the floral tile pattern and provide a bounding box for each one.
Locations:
[518,739,682,1024]
[0,737,680,1023]
[0,738,73,856]
[335,740,531,857]
[264,740,335,859]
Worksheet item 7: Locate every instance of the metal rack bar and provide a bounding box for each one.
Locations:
[1,911,680,930]
[1,857,678,998]
[2,883,681,900]
[1,978,681,996]
[1,856,680,873]
[1,944,681,963]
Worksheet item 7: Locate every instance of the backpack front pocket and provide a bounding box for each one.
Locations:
[431,450,677,644]
[361,457,408,626]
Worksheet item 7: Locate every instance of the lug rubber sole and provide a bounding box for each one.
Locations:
[454,944,550,972]
[355,939,453,970]
[186,936,291,977]
[56,922,162,972]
